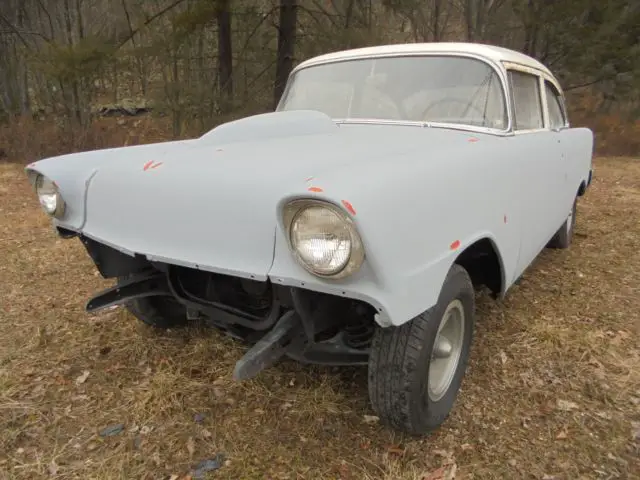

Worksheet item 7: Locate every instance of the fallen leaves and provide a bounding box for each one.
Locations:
[191,454,225,479]
[421,463,457,480]
[99,424,125,437]
[193,413,205,424]
[187,437,195,458]
[499,350,508,365]
[48,459,58,476]
[74,370,90,385]
[362,415,379,424]
[422,448,457,479]
[386,444,405,456]
[556,399,580,412]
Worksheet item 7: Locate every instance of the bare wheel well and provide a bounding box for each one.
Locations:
[578,180,587,196]
[454,238,503,296]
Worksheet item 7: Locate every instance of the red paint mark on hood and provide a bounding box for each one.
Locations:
[342,200,356,216]
[143,161,163,171]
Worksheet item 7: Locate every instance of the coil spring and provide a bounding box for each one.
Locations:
[344,316,375,349]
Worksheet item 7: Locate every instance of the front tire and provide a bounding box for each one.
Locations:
[367,264,475,435]
[118,275,188,329]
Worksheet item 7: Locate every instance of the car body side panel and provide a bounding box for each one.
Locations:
[560,127,594,195]
[511,130,567,278]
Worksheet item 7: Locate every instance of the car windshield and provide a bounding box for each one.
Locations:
[278,55,508,130]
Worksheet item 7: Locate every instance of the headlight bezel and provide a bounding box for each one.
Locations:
[283,199,365,279]
[33,173,66,219]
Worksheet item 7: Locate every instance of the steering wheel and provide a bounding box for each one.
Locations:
[421,98,485,123]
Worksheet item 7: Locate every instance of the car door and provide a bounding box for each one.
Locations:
[543,79,575,219]
[507,68,564,276]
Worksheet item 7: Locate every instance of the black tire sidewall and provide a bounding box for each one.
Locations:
[411,266,476,430]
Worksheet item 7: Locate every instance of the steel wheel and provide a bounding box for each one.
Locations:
[428,299,465,402]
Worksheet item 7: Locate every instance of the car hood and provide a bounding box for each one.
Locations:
[79,110,489,279]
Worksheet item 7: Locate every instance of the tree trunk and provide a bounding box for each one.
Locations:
[465,0,475,41]
[217,0,233,111]
[273,0,297,110]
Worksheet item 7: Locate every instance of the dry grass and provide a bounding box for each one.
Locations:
[0,157,639,480]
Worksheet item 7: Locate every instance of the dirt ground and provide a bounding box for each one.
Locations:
[0,157,638,480]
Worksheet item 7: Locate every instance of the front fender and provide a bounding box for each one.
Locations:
[24,139,195,231]
[268,135,516,327]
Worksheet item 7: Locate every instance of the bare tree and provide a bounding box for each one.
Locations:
[273,0,297,109]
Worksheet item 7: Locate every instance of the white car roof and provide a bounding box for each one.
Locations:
[294,42,555,80]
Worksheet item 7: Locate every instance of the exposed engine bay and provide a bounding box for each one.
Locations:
[80,235,376,380]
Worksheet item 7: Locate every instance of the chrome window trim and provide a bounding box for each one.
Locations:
[541,78,570,131]
[506,66,548,133]
[333,118,511,136]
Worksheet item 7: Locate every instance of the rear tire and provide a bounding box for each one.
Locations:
[367,264,475,435]
[548,197,577,249]
[118,275,188,329]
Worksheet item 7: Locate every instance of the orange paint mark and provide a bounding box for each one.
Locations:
[308,186,324,193]
[342,200,356,215]
[450,240,461,251]
[150,162,163,169]
[468,137,479,143]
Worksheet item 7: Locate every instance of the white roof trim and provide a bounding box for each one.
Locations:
[293,42,560,90]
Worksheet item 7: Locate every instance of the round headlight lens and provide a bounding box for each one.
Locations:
[35,174,64,217]
[290,205,353,275]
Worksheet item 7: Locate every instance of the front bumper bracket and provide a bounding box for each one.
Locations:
[232,310,303,381]
[85,273,170,313]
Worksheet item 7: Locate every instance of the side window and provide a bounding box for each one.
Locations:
[509,70,543,131]
[544,81,566,129]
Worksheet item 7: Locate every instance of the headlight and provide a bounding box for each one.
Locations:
[284,200,365,278]
[34,174,65,218]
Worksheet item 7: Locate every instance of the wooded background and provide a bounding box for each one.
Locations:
[0,0,639,159]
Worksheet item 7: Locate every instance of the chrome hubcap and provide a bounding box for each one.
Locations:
[428,299,465,402]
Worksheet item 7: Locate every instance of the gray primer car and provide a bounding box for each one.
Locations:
[25,42,594,435]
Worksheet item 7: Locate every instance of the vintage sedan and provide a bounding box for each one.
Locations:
[25,42,594,435]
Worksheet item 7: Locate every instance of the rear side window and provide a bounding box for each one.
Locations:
[509,70,543,131]
[545,81,566,129]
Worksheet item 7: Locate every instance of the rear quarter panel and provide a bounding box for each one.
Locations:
[562,127,594,195]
